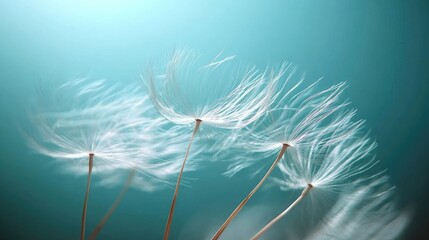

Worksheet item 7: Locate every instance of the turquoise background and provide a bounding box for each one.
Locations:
[0,0,428,239]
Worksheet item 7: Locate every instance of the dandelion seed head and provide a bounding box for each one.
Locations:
[274,118,378,197]
[142,49,275,131]
[27,78,197,191]
[305,176,410,240]
[219,66,352,177]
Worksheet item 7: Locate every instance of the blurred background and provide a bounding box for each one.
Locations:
[0,0,428,239]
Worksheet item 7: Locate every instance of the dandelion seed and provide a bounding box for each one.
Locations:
[26,78,193,240]
[305,176,410,240]
[212,72,350,239]
[142,49,276,240]
[251,123,377,239]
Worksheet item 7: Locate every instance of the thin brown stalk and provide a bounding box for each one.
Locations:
[81,153,94,240]
[88,169,136,240]
[251,183,313,240]
[163,119,202,240]
[211,144,289,240]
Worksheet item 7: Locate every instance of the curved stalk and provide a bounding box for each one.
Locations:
[252,184,313,240]
[212,144,289,240]
[88,169,136,240]
[81,153,94,240]
[164,119,202,240]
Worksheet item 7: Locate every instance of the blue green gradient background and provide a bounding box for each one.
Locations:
[0,0,428,239]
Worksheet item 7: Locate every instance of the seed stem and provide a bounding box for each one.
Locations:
[88,169,136,240]
[211,144,289,240]
[163,119,202,240]
[81,153,94,240]
[251,183,313,240]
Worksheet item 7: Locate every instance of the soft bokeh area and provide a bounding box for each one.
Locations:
[1,0,428,239]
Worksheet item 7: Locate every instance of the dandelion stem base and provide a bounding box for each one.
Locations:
[163,119,202,240]
[251,183,313,240]
[81,153,94,240]
[88,169,136,240]
[211,144,289,240]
